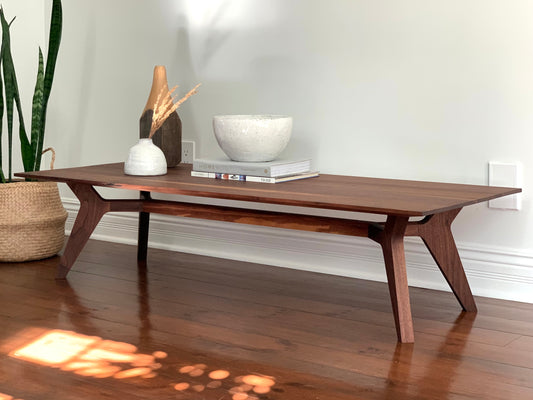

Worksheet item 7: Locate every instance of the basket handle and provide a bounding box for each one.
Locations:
[42,147,56,170]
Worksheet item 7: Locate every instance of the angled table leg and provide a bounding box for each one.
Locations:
[406,209,477,312]
[57,184,111,279]
[57,184,143,279]
[370,216,414,343]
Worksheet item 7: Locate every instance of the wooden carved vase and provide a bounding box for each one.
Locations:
[140,65,182,167]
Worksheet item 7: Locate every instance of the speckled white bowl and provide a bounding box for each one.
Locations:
[213,115,292,162]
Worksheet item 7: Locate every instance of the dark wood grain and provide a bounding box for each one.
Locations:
[405,208,477,312]
[1,240,533,400]
[141,199,372,236]
[56,183,110,279]
[57,183,142,278]
[15,163,521,216]
[370,216,414,342]
[14,163,521,344]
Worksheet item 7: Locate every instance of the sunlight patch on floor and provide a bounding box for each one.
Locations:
[0,393,23,400]
[9,329,165,379]
[173,362,276,399]
[5,328,278,399]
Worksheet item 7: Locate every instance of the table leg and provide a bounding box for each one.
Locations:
[407,209,477,312]
[137,191,151,261]
[57,184,111,279]
[371,216,414,343]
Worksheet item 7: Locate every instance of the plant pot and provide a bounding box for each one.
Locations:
[0,181,68,262]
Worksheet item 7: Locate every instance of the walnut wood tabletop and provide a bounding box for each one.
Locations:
[16,163,521,343]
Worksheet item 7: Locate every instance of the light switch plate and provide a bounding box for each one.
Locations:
[488,162,522,210]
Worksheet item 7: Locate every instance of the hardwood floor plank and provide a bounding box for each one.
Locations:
[55,258,527,347]
[1,239,532,399]
[3,280,532,396]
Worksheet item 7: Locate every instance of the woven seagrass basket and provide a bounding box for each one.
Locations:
[0,148,67,262]
[0,180,67,262]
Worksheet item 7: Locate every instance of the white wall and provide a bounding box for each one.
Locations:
[4,1,533,300]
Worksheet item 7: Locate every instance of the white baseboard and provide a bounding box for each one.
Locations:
[63,198,533,304]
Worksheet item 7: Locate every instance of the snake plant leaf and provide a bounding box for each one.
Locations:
[31,48,44,168]
[1,9,15,178]
[34,0,62,172]
[0,12,5,183]
[15,84,32,173]
[0,8,33,174]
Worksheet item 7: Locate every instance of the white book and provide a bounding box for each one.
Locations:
[192,157,312,178]
[191,170,319,184]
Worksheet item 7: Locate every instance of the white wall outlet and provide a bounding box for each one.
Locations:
[488,162,522,210]
[182,140,195,164]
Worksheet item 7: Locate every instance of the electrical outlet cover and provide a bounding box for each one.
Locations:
[182,141,195,163]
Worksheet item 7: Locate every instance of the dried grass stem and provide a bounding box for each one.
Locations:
[149,83,201,138]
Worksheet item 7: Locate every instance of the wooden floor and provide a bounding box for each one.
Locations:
[1,240,532,400]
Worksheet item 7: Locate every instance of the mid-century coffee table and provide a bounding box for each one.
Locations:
[17,163,520,343]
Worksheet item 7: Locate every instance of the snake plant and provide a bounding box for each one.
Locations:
[0,0,62,183]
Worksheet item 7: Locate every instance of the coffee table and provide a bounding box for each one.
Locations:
[16,163,520,342]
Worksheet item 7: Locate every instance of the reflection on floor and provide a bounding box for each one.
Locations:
[0,393,22,400]
[10,329,165,379]
[7,328,276,400]
[0,239,533,400]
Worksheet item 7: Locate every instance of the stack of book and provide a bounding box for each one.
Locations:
[191,158,318,183]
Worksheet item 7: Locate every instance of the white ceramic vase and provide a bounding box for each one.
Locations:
[124,138,167,176]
